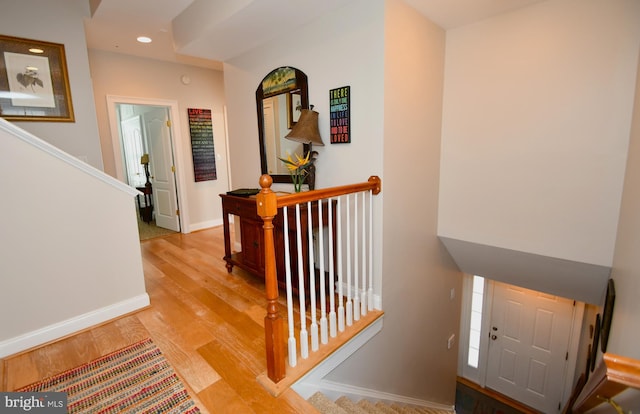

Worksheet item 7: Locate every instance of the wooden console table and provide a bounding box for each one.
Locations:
[220,193,335,293]
[136,185,153,223]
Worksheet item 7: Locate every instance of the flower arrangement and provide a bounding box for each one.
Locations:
[278,151,317,192]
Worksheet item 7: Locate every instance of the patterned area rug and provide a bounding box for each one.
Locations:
[17,338,200,414]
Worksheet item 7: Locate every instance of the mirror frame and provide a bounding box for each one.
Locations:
[256,66,310,186]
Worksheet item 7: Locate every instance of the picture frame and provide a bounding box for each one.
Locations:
[287,90,301,129]
[329,85,350,144]
[600,279,615,353]
[590,313,600,372]
[0,34,74,122]
[585,344,591,381]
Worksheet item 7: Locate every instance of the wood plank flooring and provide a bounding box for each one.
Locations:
[0,226,318,413]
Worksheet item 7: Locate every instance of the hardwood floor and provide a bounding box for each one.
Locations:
[0,226,318,413]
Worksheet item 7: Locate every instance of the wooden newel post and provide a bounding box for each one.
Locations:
[256,174,286,383]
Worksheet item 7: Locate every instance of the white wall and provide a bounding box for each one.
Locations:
[225,0,462,406]
[580,49,640,414]
[438,0,640,267]
[0,0,104,170]
[324,0,462,405]
[0,120,148,357]
[223,0,386,291]
[224,8,385,191]
[89,50,229,230]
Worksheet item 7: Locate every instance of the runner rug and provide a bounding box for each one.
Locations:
[16,338,200,414]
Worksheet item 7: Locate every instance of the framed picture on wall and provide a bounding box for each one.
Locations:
[590,313,601,372]
[0,34,74,122]
[287,90,301,129]
[600,279,615,353]
[585,344,591,381]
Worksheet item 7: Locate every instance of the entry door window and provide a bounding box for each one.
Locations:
[459,274,490,383]
[467,275,485,368]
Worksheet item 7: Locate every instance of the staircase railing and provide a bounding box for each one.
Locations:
[256,174,382,386]
[565,353,640,413]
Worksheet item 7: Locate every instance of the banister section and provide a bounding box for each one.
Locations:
[256,174,382,384]
[257,174,286,382]
[570,353,640,413]
[272,175,381,207]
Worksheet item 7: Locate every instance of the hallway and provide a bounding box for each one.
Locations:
[1,227,315,413]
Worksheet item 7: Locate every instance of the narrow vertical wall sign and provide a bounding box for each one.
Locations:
[329,86,350,144]
[187,108,217,182]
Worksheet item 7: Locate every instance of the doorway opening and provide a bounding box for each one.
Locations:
[107,96,188,238]
[458,275,584,413]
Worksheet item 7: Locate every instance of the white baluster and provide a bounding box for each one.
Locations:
[360,191,368,316]
[368,190,374,311]
[282,206,297,367]
[328,197,337,338]
[318,199,328,345]
[353,192,360,321]
[296,204,309,359]
[346,195,353,327]
[337,196,345,332]
[308,201,319,352]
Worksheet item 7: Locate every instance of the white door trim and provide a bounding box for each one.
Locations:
[458,274,584,409]
[106,95,190,233]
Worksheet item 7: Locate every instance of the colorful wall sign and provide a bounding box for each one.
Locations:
[329,86,350,144]
[187,108,217,182]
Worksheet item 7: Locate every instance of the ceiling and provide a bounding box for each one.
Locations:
[84,0,546,70]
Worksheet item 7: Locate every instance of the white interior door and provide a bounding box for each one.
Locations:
[263,97,285,175]
[119,116,146,187]
[486,281,574,413]
[145,109,180,232]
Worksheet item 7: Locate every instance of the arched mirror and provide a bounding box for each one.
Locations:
[256,66,314,188]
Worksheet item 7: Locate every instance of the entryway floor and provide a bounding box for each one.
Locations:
[455,377,542,414]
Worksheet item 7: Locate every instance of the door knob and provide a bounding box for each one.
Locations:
[491,334,497,340]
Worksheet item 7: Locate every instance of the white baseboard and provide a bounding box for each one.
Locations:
[188,218,222,232]
[0,294,150,358]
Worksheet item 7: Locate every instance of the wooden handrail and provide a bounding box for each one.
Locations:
[570,353,640,413]
[256,174,381,383]
[273,175,381,208]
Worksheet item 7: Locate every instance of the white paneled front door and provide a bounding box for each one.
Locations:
[486,282,574,413]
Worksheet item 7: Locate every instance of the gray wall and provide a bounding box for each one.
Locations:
[608,50,640,360]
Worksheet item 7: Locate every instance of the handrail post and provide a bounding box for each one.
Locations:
[368,175,382,195]
[256,174,285,383]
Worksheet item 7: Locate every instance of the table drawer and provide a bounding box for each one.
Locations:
[222,196,259,219]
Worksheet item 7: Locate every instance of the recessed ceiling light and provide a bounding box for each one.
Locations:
[28,48,44,54]
[137,36,152,44]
